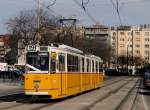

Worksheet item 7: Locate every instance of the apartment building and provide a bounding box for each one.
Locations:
[0,35,9,62]
[110,25,150,69]
[84,24,110,63]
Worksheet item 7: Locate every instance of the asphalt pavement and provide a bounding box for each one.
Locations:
[140,85,150,110]
[0,81,23,97]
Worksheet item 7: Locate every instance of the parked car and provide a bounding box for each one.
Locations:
[144,66,150,88]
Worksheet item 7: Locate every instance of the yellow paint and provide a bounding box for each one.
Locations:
[51,52,57,60]
[24,72,103,99]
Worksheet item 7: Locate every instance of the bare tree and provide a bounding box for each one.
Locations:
[6,10,60,64]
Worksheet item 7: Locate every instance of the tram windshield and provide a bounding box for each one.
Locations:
[26,52,49,71]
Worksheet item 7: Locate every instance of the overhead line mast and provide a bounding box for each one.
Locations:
[37,0,41,30]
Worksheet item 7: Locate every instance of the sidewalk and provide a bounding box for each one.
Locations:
[0,80,23,96]
[0,79,23,86]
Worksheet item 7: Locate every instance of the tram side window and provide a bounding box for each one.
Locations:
[51,59,56,72]
[78,58,81,72]
[86,59,90,72]
[58,55,65,72]
[99,62,103,72]
[67,54,79,72]
[82,58,84,72]
[92,60,94,72]
[96,61,98,72]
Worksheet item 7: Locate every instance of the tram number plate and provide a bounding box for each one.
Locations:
[34,80,40,91]
[34,80,40,84]
[34,80,40,86]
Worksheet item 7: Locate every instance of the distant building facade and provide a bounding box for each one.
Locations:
[84,24,109,40]
[110,25,150,69]
[0,35,9,62]
[84,24,110,64]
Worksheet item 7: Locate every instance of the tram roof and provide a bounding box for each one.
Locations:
[26,44,83,54]
[26,44,103,62]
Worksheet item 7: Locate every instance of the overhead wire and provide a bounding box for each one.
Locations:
[47,0,57,8]
[73,0,97,24]
[81,0,90,11]
[34,0,60,18]
[110,0,123,25]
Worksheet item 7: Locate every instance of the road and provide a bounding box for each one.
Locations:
[140,84,150,110]
[0,76,148,110]
[0,82,23,97]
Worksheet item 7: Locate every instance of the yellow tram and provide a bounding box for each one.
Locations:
[24,44,104,99]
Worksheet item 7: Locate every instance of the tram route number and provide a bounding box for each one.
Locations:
[27,45,36,51]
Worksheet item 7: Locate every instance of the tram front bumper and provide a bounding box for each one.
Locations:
[25,92,49,95]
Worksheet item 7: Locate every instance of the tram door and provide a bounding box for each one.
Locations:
[58,53,67,96]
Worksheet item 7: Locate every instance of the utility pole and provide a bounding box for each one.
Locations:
[127,46,129,75]
[116,27,119,72]
[36,0,42,44]
[37,0,41,30]
[131,29,135,75]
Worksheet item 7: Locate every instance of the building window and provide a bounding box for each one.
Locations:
[145,57,149,60]
[120,32,124,35]
[120,44,124,47]
[112,42,115,46]
[136,38,140,41]
[145,32,149,36]
[128,44,132,47]
[120,38,125,41]
[113,32,116,36]
[145,51,149,54]
[145,44,149,48]
[128,38,132,41]
[135,31,140,35]
[135,50,140,54]
[112,36,115,40]
[145,38,149,42]
[135,44,140,48]
[128,32,131,36]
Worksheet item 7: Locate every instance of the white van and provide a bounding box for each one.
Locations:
[0,63,8,71]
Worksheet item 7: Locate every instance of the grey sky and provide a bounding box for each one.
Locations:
[0,0,150,34]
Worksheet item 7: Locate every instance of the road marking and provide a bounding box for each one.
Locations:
[141,89,149,110]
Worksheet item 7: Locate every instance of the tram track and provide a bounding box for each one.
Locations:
[82,77,138,110]
[0,97,34,110]
[32,77,140,110]
[102,76,127,88]
[115,78,141,110]
[0,77,134,110]
[26,77,130,110]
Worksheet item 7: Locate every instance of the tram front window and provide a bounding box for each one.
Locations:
[26,52,49,71]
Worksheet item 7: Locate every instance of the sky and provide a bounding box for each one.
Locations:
[0,0,150,34]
